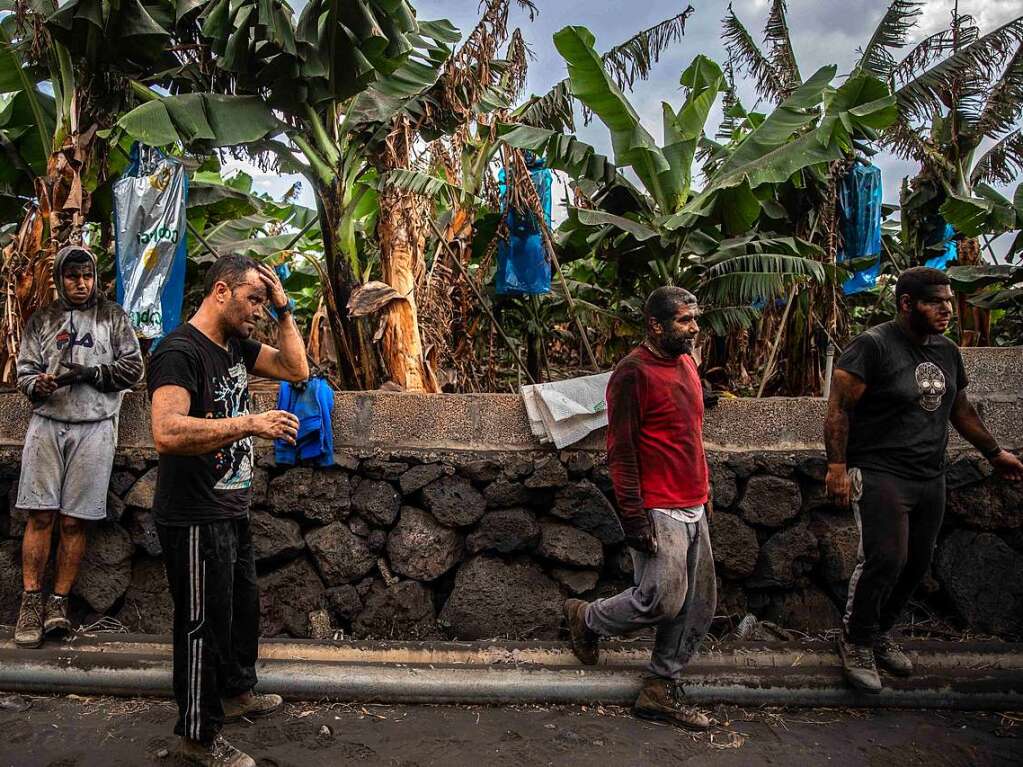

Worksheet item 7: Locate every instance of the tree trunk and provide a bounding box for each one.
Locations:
[373,118,438,393]
[376,183,439,392]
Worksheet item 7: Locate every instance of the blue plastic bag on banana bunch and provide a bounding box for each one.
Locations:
[113,143,188,341]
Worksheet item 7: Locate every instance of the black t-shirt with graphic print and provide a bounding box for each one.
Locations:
[837,320,968,480]
[148,323,262,526]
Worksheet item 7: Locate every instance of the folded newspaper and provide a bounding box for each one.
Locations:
[521,371,612,449]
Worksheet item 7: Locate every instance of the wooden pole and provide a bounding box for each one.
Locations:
[757,284,798,399]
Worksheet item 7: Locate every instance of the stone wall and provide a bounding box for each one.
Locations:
[0,443,1019,640]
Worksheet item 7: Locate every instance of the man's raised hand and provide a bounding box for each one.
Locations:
[256,263,289,312]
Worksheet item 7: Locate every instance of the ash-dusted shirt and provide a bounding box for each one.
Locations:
[605,345,709,524]
[148,323,261,526]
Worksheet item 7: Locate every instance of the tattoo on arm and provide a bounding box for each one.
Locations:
[824,370,866,465]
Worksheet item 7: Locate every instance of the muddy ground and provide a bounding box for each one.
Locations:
[0,695,1020,767]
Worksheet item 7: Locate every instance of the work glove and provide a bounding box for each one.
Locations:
[621,511,658,555]
[54,361,102,388]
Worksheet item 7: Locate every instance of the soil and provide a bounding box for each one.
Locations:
[0,695,1020,767]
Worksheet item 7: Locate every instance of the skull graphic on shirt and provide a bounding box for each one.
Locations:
[915,361,946,412]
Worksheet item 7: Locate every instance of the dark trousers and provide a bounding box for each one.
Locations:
[157,518,260,744]
[844,468,946,645]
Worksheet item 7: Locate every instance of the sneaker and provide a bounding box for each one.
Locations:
[838,634,882,693]
[633,677,711,730]
[563,598,599,666]
[221,691,283,723]
[14,592,44,649]
[874,634,913,677]
[178,734,255,767]
[43,594,71,636]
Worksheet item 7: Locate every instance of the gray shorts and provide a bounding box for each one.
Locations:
[17,414,117,521]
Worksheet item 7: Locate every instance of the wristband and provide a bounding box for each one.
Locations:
[982,444,1002,460]
[275,300,293,315]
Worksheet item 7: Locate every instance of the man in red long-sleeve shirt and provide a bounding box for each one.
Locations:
[564,286,716,731]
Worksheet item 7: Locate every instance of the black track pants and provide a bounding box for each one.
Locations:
[157,518,260,744]
[843,468,946,645]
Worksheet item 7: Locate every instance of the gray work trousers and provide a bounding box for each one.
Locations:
[585,513,717,680]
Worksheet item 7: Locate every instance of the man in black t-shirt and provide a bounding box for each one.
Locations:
[825,267,1023,694]
[149,255,307,767]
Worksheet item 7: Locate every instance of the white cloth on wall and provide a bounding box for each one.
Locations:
[521,371,611,449]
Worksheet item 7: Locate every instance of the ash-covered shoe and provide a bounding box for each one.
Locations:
[564,598,599,666]
[221,691,283,723]
[43,594,71,636]
[178,734,255,767]
[633,677,711,730]
[14,591,44,648]
[838,634,882,693]
[874,633,913,677]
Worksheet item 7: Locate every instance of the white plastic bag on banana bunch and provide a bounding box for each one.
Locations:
[113,143,188,341]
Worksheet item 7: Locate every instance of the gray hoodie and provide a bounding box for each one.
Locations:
[16,246,144,422]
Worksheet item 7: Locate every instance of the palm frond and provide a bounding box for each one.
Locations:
[517,79,575,132]
[892,15,979,85]
[722,5,787,103]
[975,43,1023,138]
[518,8,695,132]
[855,0,923,79]
[880,115,931,161]
[715,59,747,142]
[893,16,1023,127]
[602,6,694,91]
[970,128,1023,185]
[763,0,801,91]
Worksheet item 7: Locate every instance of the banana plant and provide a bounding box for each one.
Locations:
[111,0,460,388]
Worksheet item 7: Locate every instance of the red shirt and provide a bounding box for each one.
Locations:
[605,345,708,520]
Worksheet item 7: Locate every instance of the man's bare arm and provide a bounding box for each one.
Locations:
[824,369,867,507]
[151,385,299,456]
[251,314,309,383]
[250,263,309,383]
[951,390,1023,480]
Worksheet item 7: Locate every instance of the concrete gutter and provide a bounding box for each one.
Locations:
[0,635,1020,711]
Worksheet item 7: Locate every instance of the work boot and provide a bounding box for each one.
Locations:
[838,634,882,693]
[43,594,71,636]
[564,598,599,666]
[14,591,44,648]
[221,691,283,723]
[874,633,913,677]
[178,734,255,767]
[633,677,711,730]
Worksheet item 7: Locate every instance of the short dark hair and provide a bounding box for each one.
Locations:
[895,267,950,306]
[204,254,260,296]
[644,286,698,326]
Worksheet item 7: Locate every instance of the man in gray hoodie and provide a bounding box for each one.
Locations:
[14,245,143,647]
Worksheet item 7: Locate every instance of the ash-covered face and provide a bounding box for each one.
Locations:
[62,264,95,306]
[651,301,700,357]
[903,284,954,336]
[213,269,268,339]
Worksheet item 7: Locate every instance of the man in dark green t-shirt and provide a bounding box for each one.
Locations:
[825,267,1022,693]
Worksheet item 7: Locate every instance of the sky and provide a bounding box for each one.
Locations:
[227,0,1021,256]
